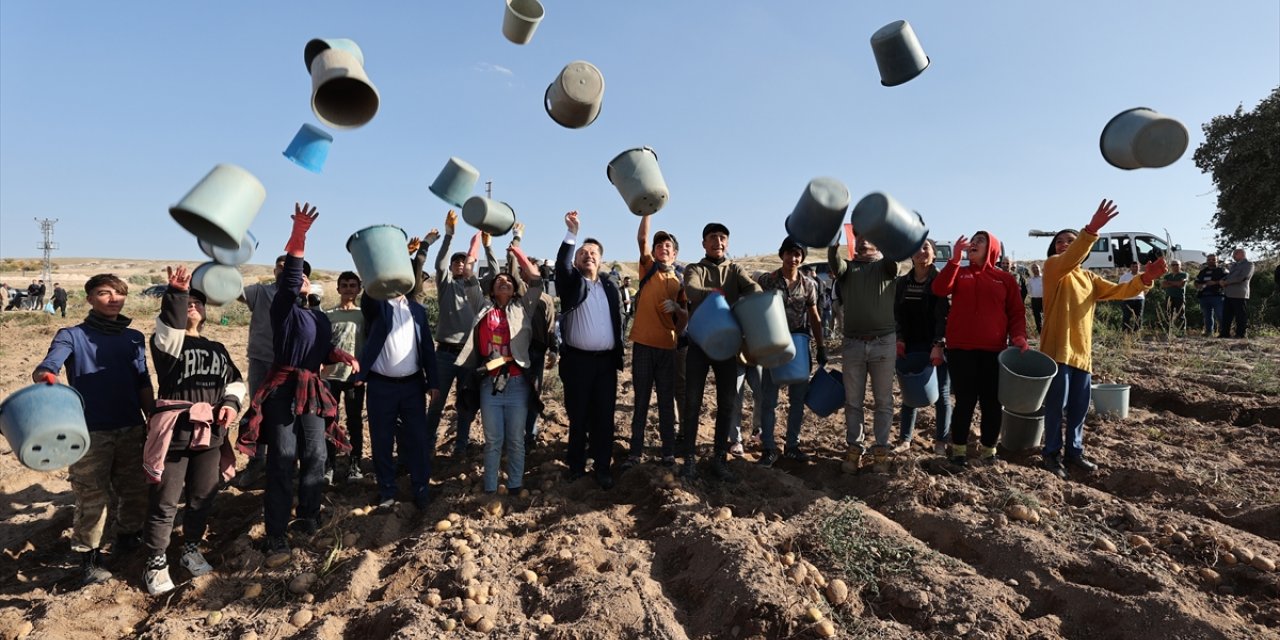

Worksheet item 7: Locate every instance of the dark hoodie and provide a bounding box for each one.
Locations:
[931,231,1026,351]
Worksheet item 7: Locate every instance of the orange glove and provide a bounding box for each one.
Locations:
[37,371,57,385]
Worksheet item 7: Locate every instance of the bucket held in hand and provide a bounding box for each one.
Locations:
[502,0,545,45]
[461,196,517,236]
[805,368,845,417]
[0,383,90,472]
[283,124,334,174]
[850,191,929,262]
[786,177,850,247]
[1100,107,1188,170]
[733,291,793,364]
[768,333,812,385]
[688,292,742,361]
[545,61,604,129]
[310,48,380,130]
[429,157,480,208]
[870,20,930,87]
[169,163,266,251]
[607,147,669,216]
[191,262,245,306]
[896,351,939,408]
[997,348,1057,414]
[346,225,416,301]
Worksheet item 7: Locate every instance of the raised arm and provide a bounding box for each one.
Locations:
[637,214,652,256]
[435,210,458,281]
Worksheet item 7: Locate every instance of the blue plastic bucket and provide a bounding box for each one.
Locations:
[0,383,89,471]
[283,124,334,174]
[768,333,812,385]
[346,225,415,300]
[688,292,741,361]
[896,351,938,408]
[805,367,845,417]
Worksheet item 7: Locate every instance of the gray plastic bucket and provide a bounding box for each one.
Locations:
[169,164,267,251]
[870,20,930,87]
[429,157,480,208]
[786,177,850,248]
[545,61,604,129]
[461,196,517,236]
[997,348,1057,415]
[607,147,669,216]
[502,0,545,45]
[850,191,929,261]
[1100,107,1189,170]
[346,225,415,301]
[999,408,1044,451]
[191,262,245,306]
[310,48,380,130]
[733,291,792,364]
[0,383,89,471]
[1091,383,1130,419]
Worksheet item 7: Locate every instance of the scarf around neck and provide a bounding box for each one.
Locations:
[84,311,133,335]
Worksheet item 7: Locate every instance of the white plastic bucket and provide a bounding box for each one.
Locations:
[310,48,380,130]
[870,20,930,87]
[607,147,669,216]
[786,177,850,248]
[545,61,604,129]
[733,291,792,364]
[1100,107,1189,170]
[191,262,244,306]
[502,0,545,45]
[0,383,90,471]
[1092,383,1131,419]
[169,164,266,251]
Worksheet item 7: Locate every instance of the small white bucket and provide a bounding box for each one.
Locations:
[545,61,604,129]
[304,38,365,72]
[732,291,793,364]
[169,164,266,251]
[1100,107,1189,170]
[310,48,380,130]
[607,147,669,216]
[1091,383,1131,419]
[502,0,545,45]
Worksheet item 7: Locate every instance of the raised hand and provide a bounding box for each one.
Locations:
[407,236,422,255]
[1084,199,1119,235]
[445,209,458,233]
[292,202,319,231]
[166,265,191,291]
[565,211,580,235]
[951,235,970,263]
[513,221,525,239]
[425,228,441,245]
[481,231,492,248]
[1141,256,1168,285]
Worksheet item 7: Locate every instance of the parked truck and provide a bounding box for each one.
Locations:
[1027,230,1208,270]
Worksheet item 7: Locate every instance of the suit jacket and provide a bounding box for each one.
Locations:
[355,293,440,391]
[555,240,624,370]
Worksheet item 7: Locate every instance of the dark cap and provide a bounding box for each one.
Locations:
[702,222,730,238]
[779,236,807,259]
[188,288,208,304]
[653,230,679,250]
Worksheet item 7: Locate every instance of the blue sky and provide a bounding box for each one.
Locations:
[2,1,1277,272]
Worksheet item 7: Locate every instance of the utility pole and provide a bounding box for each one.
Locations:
[34,218,58,284]
[485,181,493,198]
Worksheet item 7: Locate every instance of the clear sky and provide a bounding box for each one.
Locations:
[2,1,1277,272]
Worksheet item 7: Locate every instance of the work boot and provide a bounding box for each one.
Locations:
[80,549,112,586]
[758,449,780,468]
[1043,452,1067,479]
[871,446,891,474]
[233,457,265,489]
[1065,455,1098,474]
[710,456,738,483]
[841,448,862,474]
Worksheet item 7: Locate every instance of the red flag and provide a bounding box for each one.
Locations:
[843,223,855,260]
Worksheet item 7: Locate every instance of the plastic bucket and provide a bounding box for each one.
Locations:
[169,163,266,250]
[304,37,365,72]
[283,123,334,174]
[199,230,257,267]
[768,333,812,385]
[997,348,1058,414]
[0,383,89,471]
[429,157,480,208]
[688,292,742,361]
[310,48,380,130]
[1100,107,1189,170]
[805,368,845,417]
[346,225,415,301]
[1091,383,1130,419]
[785,177,850,248]
[191,262,244,306]
[733,291,792,363]
[896,351,938,409]
[849,191,929,262]
[870,20,930,87]
[502,0,545,45]
[999,408,1044,451]
[545,61,604,129]
[607,147,669,216]
[461,196,517,236]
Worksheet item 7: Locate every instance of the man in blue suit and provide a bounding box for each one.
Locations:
[356,264,441,510]
[555,211,625,490]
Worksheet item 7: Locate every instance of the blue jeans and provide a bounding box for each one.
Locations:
[842,335,897,450]
[262,381,327,537]
[366,375,432,504]
[1042,363,1092,458]
[525,347,547,444]
[898,347,951,444]
[759,368,808,451]
[480,375,528,492]
[1198,296,1224,335]
[425,351,477,454]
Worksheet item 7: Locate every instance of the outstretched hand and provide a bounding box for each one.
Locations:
[166,265,191,291]
[1142,257,1168,285]
[1084,199,1118,235]
[425,228,441,245]
[445,209,458,233]
[292,202,319,231]
[951,235,970,263]
[565,211,580,235]
[407,236,422,255]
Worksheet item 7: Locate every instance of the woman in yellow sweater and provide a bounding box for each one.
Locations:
[1040,199,1166,479]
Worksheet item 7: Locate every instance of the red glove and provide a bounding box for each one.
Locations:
[929,345,945,367]
[37,371,58,385]
[285,202,319,255]
[1012,336,1029,353]
[1083,199,1118,236]
[896,341,906,358]
[1141,257,1168,285]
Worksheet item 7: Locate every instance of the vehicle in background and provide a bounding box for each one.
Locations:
[141,284,167,298]
[1027,230,1208,270]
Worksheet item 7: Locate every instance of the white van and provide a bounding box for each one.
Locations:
[1027,230,1207,270]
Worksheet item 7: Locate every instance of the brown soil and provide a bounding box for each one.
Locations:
[1,259,1277,640]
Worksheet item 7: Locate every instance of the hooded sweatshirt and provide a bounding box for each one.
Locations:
[931,231,1026,351]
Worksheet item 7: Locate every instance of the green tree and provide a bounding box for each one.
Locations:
[1193,86,1280,253]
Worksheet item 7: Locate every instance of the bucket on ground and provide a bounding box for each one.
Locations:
[461,196,517,236]
[733,291,793,364]
[806,368,845,417]
[0,383,89,472]
[1100,107,1189,170]
[502,0,545,45]
[999,407,1044,451]
[169,163,266,251]
[849,191,929,262]
[1091,383,1130,419]
[545,61,604,129]
[310,48,380,130]
[786,177,850,248]
[191,262,245,306]
[283,124,334,174]
[896,351,938,408]
[997,347,1058,414]
[768,333,812,385]
[429,157,480,208]
[688,292,742,361]
[199,230,257,267]
[870,20,930,87]
[607,147,669,216]
[346,225,415,301]
[304,38,365,71]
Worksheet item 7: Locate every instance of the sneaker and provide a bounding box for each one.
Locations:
[933,442,948,457]
[375,496,396,510]
[710,457,738,483]
[660,455,676,467]
[144,564,175,596]
[729,443,745,457]
[679,460,697,479]
[892,439,912,454]
[949,454,969,468]
[180,547,213,577]
[263,535,290,555]
[347,464,364,481]
[323,467,335,486]
[1065,455,1098,474]
[783,448,811,462]
[79,549,112,586]
[758,449,780,468]
[841,448,862,473]
[1042,453,1067,479]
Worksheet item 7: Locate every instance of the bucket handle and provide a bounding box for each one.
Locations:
[544,83,602,130]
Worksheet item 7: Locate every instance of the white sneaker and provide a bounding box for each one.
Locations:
[180,549,213,577]
[144,565,175,595]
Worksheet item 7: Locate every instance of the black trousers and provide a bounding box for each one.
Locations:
[326,379,366,463]
[946,349,1002,449]
[560,347,618,476]
[145,444,222,555]
[1030,297,1043,334]
[1221,297,1248,338]
[681,343,739,458]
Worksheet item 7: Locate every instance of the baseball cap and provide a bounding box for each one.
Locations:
[702,222,730,238]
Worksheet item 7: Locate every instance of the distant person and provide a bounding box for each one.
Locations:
[1160,260,1188,333]
[1193,254,1227,337]
[36,279,47,307]
[1026,263,1044,335]
[998,255,1028,301]
[539,258,556,297]
[1219,247,1254,339]
[52,282,69,317]
[32,273,155,586]
[0,282,9,311]
[1117,262,1145,332]
[141,266,245,595]
[322,271,367,482]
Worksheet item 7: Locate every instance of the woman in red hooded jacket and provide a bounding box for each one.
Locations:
[931,230,1028,467]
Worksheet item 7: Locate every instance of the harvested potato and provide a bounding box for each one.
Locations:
[1198,568,1222,586]
[1222,552,1238,567]
[422,592,442,607]
[521,569,538,584]
[781,552,796,567]
[713,507,732,522]
[815,619,836,638]
[539,614,555,625]
[476,618,494,633]
[435,520,452,532]
[289,609,313,627]
[826,579,849,604]
[1093,537,1117,553]
[264,552,292,569]
[205,611,222,626]
[288,572,317,595]
[806,606,824,622]
[242,583,263,599]
[1005,504,1032,522]
[1251,556,1276,572]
